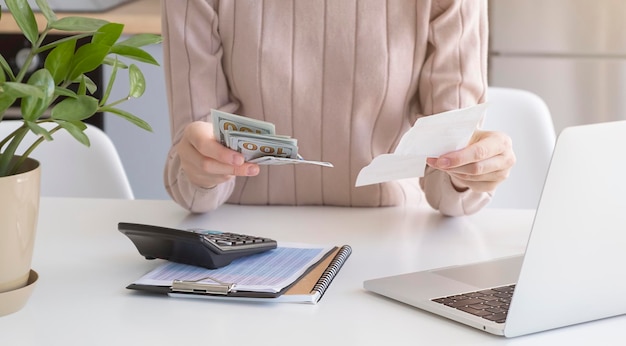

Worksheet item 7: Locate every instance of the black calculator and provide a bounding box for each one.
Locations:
[118,222,278,269]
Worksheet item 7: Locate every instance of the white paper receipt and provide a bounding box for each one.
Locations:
[355,103,488,187]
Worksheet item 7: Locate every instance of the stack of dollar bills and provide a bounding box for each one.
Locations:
[211,109,333,167]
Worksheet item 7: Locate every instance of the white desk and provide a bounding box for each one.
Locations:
[1,198,623,345]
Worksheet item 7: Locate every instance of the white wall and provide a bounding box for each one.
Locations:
[103,43,171,200]
[488,0,626,134]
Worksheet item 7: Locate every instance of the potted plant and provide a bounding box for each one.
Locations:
[0,0,161,316]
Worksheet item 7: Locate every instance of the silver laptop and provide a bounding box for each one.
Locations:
[364,120,626,337]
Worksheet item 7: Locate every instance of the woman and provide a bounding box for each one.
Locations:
[161,0,515,215]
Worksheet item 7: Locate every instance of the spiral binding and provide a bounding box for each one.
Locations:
[312,245,352,299]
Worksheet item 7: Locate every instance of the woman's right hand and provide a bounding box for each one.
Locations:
[176,121,260,189]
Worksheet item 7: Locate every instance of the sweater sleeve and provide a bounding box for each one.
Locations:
[417,0,492,216]
[161,0,238,213]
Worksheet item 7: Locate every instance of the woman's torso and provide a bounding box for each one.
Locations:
[216,0,434,207]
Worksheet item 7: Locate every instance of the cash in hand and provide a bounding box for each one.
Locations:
[211,109,333,167]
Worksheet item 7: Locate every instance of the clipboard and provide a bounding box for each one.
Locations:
[126,245,352,304]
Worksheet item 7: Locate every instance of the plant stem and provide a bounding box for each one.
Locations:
[102,96,131,109]
[15,29,50,83]
[0,125,28,176]
[8,122,62,176]
[0,127,19,150]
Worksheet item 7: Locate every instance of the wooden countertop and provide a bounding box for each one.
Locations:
[0,0,161,35]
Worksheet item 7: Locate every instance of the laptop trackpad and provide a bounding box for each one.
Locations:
[433,255,523,289]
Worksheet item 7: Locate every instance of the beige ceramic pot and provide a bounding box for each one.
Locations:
[0,157,40,316]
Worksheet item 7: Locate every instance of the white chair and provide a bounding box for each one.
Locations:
[0,121,134,199]
[482,87,556,209]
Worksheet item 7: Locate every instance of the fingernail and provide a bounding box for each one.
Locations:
[247,166,259,176]
[232,155,244,166]
[438,158,450,168]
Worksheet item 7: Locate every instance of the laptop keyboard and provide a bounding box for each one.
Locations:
[431,284,515,324]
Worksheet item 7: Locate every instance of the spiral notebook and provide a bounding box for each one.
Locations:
[127,244,352,304]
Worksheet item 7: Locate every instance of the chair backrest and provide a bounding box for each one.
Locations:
[482,87,556,209]
[0,121,134,199]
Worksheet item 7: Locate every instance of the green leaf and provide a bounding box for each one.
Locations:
[100,57,118,106]
[110,45,159,65]
[0,54,16,81]
[0,126,28,176]
[103,56,128,69]
[34,0,57,23]
[77,75,87,96]
[57,120,90,146]
[69,74,97,93]
[0,94,17,120]
[25,121,53,141]
[54,86,77,98]
[2,82,45,99]
[50,16,109,32]
[117,34,162,48]
[44,39,76,84]
[128,64,145,98]
[62,119,87,132]
[101,106,152,132]
[91,23,124,47]
[37,33,91,53]
[81,74,97,94]
[0,66,5,84]
[21,69,55,121]
[67,43,110,81]
[5,0,39,45]
[51,95,98,121]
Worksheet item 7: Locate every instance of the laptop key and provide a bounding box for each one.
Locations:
[450,298,484,308]
[493,286,515,293]
[457,306,492,317]
[468,303,489,310]
[478,295,500,301]
[431,284,516,324]
[485,300,507,307]
[483,312,508,323]
[486,307,507,314]
[432,298,455,305]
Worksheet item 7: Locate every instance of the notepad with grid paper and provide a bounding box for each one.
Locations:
[127,243,352,303]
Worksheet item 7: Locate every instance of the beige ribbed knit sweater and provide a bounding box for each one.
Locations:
[162,0,491,215]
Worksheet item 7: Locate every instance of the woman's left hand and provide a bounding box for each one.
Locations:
[426,130,516,193]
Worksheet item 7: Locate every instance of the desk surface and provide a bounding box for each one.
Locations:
[1,198,623,345]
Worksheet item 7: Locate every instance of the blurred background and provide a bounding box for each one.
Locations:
[489,0,626,134]
[3,0,623,200]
